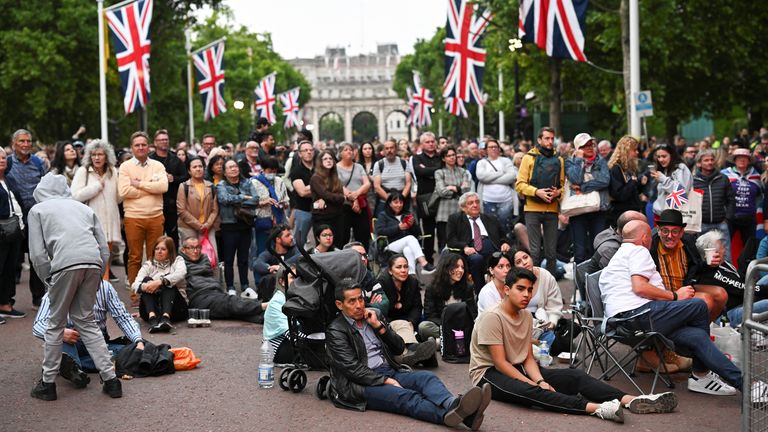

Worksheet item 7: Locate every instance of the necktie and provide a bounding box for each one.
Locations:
[472,218,483,251]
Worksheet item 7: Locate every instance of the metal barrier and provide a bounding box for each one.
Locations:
[741,258,768,432]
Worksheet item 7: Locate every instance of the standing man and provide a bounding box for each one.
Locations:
[256,131,276,165]
[597,140,613,160]
[373,139,411,217]
[693,149,734,262]
[412,132,441,263]
[239,141,262,178]
[149,129,188,246]
[28,173,122,401]
[118,132,169,293]
[289,140,315,250]
[5,129,47,310]
[198,133,216,164]
[515,126,564,276]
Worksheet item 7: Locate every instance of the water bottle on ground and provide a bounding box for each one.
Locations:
[539,340,552,367]
[258,340,274,388]
[453,330,466,357]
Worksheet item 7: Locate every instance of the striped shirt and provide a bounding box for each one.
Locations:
[657,241,687,292]
[33,281,142,343]
[373,157,409,192]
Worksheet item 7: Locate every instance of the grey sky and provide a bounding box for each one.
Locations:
[222,0,446,59]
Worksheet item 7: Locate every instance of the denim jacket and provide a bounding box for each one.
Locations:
[216,178,259,225]
[564,155,611,211]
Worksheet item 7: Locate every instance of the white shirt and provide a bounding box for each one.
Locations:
[466,214,489,238]
[477,281,502,314]
[600,243,665,317]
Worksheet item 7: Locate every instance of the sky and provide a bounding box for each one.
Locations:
[220,0,446,59]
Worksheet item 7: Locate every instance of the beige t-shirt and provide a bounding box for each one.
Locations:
[469,304,532,386]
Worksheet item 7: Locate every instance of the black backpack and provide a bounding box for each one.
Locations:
[440,302,474,363]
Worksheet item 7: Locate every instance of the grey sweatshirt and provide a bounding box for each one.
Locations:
[28,173,110,281]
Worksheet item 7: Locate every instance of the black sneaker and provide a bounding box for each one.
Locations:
[59,353,90,389]
[102,377,122,398]
[148,316,161,333]
[0,308,26,318]
[31,379,57,401]
[160,316,173,332]
[397,337,437,366]
[108,270,119,283]
[0,316,5,325]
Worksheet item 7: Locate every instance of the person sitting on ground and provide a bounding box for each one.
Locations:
[251,225,300,282]
[132,236,188,333]
[509,247,563,347]
[343,241,390,315]
[695,230,768,328]
[477,253,512,314]
[311,224,337,254]
[649,209,728,321]
[326,278,492,430]
[446,192,511,294]
[264,266,295,362]
[180,236,264,323]
[600,219,743,396]
[33,280,144,387]
[419,253,477,341]
[470,267,678,423]
[374,191,435,275]
[377,254,438,367]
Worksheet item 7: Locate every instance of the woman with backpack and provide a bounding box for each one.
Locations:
[419,253,477,342]
[338,143,371,249]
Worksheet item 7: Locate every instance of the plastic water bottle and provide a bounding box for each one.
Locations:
[258,340,274,388]
[539,340,552,367]
[453,330,466,357]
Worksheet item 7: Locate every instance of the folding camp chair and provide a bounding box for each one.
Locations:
[567,260,594,366]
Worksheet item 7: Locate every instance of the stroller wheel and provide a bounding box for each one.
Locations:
[288,369,307,393]
[279,367,293,391]
[316,375,330,400]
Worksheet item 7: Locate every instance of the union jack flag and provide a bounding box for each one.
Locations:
[443,0,492,116]
[410,73,434,128]
[254,73,277,125]
[193,41,226,121]
[279,87,301,129]
[665,183,689,209]
[519,0,588,62]
[105,0,153,115]
[405,87,416,126]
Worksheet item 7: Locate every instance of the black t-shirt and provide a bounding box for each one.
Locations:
[149,151,188,208]
[697,261,768,310]
[290,161,313,212]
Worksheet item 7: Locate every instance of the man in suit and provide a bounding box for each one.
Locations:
[446,192,511,293]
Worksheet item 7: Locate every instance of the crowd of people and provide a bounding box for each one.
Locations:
[3,121,767,428]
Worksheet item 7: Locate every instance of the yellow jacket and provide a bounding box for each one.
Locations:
[514,147,564,213]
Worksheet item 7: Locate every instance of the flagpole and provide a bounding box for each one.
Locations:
[478,102,485,140]
[629,0,641,137]
[498,69,505,141]
[190,37,226,56]
[104,0,136,12]
[185,28,195,145]
[97,0,108,141]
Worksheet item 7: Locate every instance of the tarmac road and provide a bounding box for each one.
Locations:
[0,265,741,432]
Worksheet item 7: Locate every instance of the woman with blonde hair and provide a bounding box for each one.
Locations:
[70,139,122,280]
[606,136,648,227]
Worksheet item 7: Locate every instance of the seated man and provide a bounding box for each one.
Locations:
[649,209,728,321]
[446,192,510,294]
[181,236,264,323]
[590,210,647,271]
[251,225,299,283]
[600,219,742,396]
[33,280,144,387]
[470,268,677,423]
[326,278,491,430]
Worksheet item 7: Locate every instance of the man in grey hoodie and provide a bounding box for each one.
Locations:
[28,173,123,401]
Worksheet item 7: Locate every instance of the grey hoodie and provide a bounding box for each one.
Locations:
[28,173,109,281]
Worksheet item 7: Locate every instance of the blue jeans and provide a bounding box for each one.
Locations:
[626,299,742,389]
[251,228,270,285]
[293,209,312,251]
[483,200,514,232]
[569,211,606,263]
[63,340,128,373]
[727,300,768,328]
[363,366,453,425]
[700,221,731,263]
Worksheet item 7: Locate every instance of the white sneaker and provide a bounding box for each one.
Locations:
[241,287,258,300]
[227,289,237,296]
[591,399,624,423]
[626,392,678,414]
[751,332,768,350]
[752,381,768,406]
[687,371,738,396]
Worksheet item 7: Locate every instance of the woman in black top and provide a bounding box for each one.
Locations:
[606,136,648,227]
[310,150,346,249]
[419,253,476,341]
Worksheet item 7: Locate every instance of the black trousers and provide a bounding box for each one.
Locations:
[436,222,448,253]
[0,238,20,305]
[189,289,263,322]
[140,288,178,319]
[18,224,46,306]
[342,206,371,250]
[163,205,179,247]
[479,366,626,415]
[417,211,437,264]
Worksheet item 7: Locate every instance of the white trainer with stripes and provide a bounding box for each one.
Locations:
[687,371,738,396]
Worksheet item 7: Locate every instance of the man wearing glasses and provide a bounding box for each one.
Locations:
[289,141,315,250]
[649,209,728,322]
[149,129,188,246]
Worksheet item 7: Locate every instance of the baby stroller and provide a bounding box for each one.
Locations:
[277,247,367,395]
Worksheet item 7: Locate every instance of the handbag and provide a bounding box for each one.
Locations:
[254,216,274,231]
[234,205,256,226]
[560,180,600,217]
[200,228,217,268]
[0,215,22,243]
[417,193,438,218]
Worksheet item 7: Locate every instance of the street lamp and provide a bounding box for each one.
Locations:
[233,100,245,110]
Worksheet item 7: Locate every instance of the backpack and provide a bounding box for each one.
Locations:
[376,158,407,174]
[528,151,561,193]
[440,302,474,363]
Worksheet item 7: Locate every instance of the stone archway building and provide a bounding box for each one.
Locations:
[289,44,413,143]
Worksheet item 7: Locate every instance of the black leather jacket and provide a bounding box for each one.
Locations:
[326,310,406,411]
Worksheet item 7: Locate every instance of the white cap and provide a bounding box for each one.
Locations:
[573,133,595,150]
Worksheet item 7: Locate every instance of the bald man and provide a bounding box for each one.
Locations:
[599,220,743,397]
[591,210,647,269]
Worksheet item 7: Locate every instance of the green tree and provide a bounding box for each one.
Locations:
[319,113,343,142]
